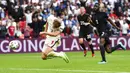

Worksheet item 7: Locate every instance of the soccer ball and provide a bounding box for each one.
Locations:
[9,40,19,49]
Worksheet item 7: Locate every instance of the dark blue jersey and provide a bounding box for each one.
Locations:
[92,12,108,35]
[77,13,93,35]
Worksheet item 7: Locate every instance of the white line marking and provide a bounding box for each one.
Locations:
[0,68,130,73]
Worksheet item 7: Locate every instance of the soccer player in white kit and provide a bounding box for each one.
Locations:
[40,15,69,63]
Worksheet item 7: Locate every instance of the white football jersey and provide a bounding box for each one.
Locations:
[46,15,64,38]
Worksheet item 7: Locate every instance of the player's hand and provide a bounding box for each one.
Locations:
[39,32,43,35]
[93,27,99,36]
[93,27,97,30]
[39,32,46,35]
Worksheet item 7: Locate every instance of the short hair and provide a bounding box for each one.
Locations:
[53,19,61,29]
[80,7,86,13]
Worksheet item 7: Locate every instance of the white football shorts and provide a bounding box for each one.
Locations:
[42,37,61,52]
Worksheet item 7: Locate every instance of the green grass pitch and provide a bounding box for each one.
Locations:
[0,50,130,73]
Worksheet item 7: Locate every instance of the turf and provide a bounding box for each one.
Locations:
[0,50,130,73]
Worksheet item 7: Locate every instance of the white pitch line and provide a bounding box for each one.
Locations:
[0,68,130,73]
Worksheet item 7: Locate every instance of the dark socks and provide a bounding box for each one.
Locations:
[80,43,87,56]
[80,43,86,51]
[89,44,94,54]
[111,44,121,53]
[100,45,106,62]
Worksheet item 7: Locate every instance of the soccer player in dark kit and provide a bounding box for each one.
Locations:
[91,3,126,64]
[77,7,95,57]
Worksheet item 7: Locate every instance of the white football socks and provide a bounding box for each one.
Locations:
[48,51,62,57]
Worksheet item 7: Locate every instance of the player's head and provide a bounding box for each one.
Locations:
[53,19,61,29]
[93,3,100,12]
[80,7,86,15]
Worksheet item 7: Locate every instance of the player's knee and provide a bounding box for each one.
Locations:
[99,43,104,47]
[41,52,47,60]
[105,49,111,53]
[105,47,112,54]
[99,42,103,46]
[79,38,84,44]
[100,39,105,45]
[41,56,46,60]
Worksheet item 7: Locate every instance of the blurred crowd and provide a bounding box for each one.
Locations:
[0,0,130,39]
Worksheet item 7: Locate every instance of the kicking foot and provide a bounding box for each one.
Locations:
[119,42,126,50]
[60,52,69,63]
[98,61,107,64]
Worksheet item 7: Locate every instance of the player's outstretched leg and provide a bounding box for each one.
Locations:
[48,51,69,63]
[60,52,70,63]
[118,42,126,50]
[107,42,126,53]
[99,42,126,64]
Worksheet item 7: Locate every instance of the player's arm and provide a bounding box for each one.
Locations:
[87,15,99,35]
[89,16,95,26]
[107,18,120,30]
[40,31,61,37]
[88,15,96,27]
